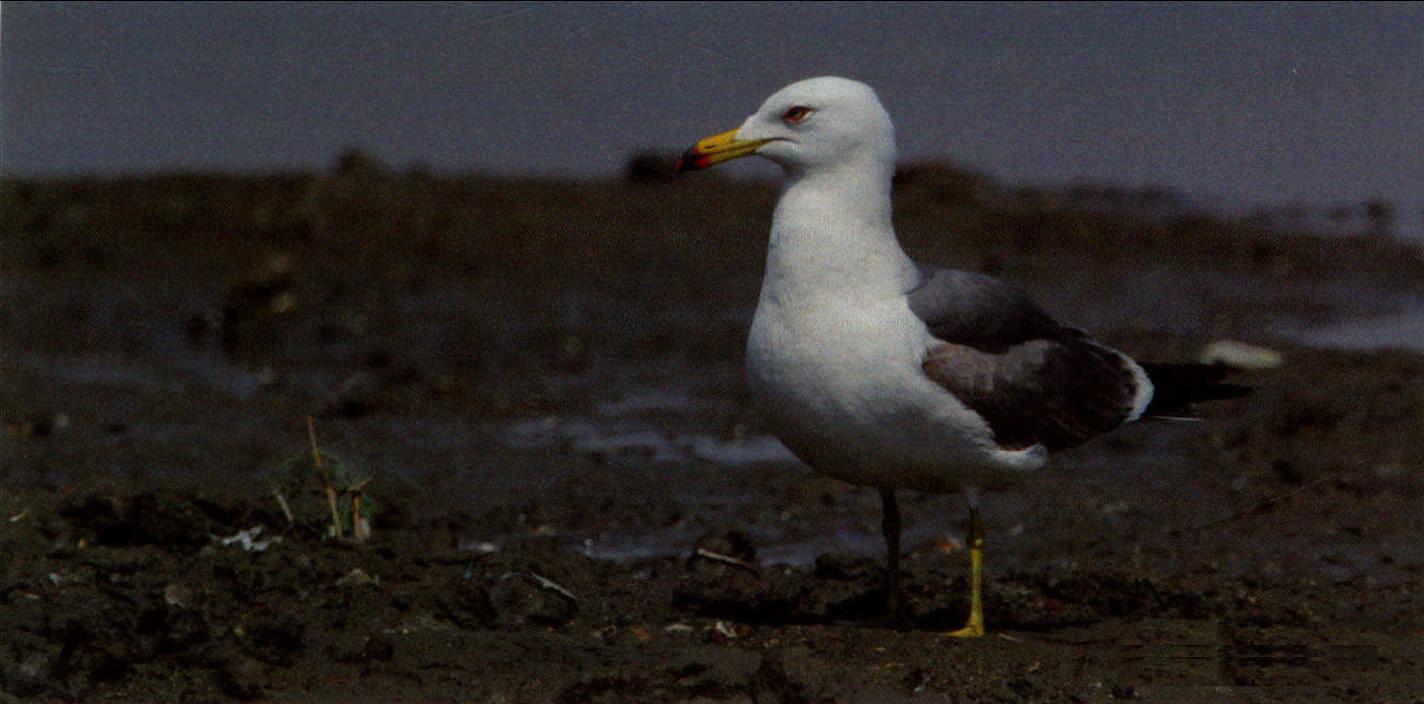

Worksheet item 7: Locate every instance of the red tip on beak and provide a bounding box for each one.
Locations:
[674,151,711,175]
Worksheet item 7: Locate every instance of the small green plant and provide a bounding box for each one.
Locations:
[268,417,376,541]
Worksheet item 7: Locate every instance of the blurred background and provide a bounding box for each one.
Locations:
[3,1,1423,548]
[6,2,1423,237]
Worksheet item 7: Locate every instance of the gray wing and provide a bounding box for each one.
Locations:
[908,266,1144,452]
[906,266,1072,350]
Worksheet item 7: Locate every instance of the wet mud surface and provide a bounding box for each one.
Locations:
[3,172,1424,701]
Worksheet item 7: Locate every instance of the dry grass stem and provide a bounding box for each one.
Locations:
[530,572,578,602]
[693,548,759,573]
[272,490,296,526]
[306,415,343,539]
[351,477,373,543]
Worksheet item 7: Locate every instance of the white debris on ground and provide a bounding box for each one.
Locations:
[1201,340,1283,370]
[219,526,278,552]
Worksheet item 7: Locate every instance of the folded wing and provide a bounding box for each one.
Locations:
[908,267,1147,452]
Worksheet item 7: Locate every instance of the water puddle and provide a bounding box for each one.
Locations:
[596,390,707,416]
[467,523,921,567]
[504,414,796,466]
[1271,297,1424,353]
[14,349,272,399]
[14,354,182,393]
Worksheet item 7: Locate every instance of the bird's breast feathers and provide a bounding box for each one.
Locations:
[745,292,1041,488]
[747,293,922,414]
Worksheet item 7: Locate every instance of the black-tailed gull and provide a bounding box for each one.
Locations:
[675,76,1245,636]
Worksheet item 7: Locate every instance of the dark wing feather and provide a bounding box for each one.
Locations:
[908,267,1142,452]
[922,338,1141,452]
[1139,362,1250,416]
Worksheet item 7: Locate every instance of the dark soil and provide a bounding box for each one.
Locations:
[3,169,1423,702]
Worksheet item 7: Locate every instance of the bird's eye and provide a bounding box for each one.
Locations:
[782,106,813,124]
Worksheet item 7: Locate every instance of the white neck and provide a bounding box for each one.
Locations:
[760,158,916,305]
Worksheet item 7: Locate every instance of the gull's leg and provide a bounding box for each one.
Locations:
[947,488,986,638]
[879,487,911,629]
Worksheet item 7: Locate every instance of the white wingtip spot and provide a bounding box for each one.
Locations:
[1124,358,1155,423]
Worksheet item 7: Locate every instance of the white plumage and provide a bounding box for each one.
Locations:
[734,77,1122,491]
[676,76,1239,635]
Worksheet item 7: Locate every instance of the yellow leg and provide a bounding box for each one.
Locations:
[946,504,985,637]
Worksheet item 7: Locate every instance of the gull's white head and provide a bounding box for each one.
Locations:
[675,77,895,177]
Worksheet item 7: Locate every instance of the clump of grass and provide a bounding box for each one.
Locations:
[268,417,376,542]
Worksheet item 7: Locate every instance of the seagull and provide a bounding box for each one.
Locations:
[675,76,1245,636]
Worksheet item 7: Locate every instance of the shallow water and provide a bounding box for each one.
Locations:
[1271,296,1424,352]
[504,412,796,467]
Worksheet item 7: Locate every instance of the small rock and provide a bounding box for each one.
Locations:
[335,568,376,587]
[164,582,192,607]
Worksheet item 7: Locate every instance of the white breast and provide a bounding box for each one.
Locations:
[746,286,1037,492]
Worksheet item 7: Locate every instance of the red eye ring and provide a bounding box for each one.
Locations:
[782,106,813,123]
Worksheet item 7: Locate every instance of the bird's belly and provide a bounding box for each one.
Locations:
[746,298,1020,492]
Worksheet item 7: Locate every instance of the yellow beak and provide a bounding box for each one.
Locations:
[674,129,771,174]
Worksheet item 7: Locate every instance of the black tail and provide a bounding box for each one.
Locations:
[1141,363,1250,417]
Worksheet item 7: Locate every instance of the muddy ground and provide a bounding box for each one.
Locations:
[2,167,1423,702]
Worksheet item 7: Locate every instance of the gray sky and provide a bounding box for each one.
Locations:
[4,2,1422,236]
